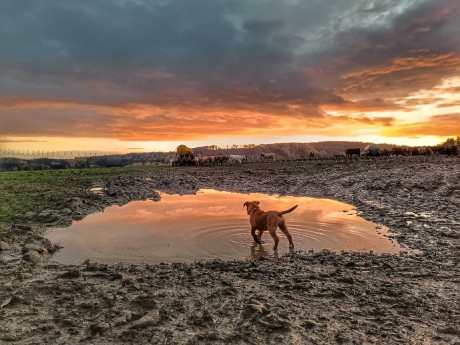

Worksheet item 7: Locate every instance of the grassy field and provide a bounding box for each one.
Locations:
[0,166,167,236]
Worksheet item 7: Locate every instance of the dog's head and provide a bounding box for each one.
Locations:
[243,201,260,215]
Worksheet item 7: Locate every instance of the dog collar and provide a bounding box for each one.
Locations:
[249,207,260,215]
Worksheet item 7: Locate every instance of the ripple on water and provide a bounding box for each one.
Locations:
[46,189,404,264]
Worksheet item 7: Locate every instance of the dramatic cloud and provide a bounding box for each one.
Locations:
[0,0,458,149]
[383,113,460,137]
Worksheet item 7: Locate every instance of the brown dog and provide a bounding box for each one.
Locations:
[243,201,298,250]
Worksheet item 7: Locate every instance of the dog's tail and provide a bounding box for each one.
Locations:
[278,205,298,216]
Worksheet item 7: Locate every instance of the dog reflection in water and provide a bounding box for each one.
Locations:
[243,201,298,250]
[250,243,279,260]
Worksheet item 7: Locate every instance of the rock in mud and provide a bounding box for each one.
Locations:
[243,302,269,316]
[24,211,37,220]
[21,243,47,254]
[47,243,63,253]
[68,197,83,210]
[12,224,32,231]
[37,210,60,222]
[106,189,118,197]
[90,322,111,335]
[23,251,44,263]
[303,319,318,329]
[129,310,161,329]
[61,208,73,215]
[437,325,459,335]
[0,240,11,251]
[60,269,82,278]
[258,313,291,330]
[20,273,33,280]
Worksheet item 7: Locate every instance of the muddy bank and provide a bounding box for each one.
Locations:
[1,250,459,344]
[1,159,459,344]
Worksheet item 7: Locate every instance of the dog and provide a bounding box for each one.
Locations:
[243,201,298,250]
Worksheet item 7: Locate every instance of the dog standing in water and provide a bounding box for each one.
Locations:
[243,201,298,250]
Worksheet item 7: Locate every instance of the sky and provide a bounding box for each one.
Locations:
[0,0,459,153]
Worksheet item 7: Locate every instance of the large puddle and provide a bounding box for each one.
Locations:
[46,189,403,264]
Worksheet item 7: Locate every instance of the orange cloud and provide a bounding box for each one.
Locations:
[437,100,460,108]
[0,94,398,141]
[341,54,460,98]
[321,98,406,113]
[382,114,460,138]
[342,54,460,80]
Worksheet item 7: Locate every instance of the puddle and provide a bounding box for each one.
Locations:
[89,187,104,194]
[46,189,404,264]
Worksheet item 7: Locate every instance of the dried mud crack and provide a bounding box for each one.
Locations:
[1,160,459,344]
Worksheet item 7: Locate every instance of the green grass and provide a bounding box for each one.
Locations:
[0,166,166,237]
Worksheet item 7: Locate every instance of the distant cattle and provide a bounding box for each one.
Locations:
[417,147,433,156]
[364,144,380,157]
[391,147,409,156]
[212,155,230,165]
[345,148,360,157]
[196,156,213,166]
[261,153,275,161]
[229,154,247,164]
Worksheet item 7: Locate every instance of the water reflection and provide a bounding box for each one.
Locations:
[89,187,104,194]
[250,243,272,260]
[46,189,403,265]
[249,244,295,260]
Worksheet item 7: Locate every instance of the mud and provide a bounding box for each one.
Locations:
[1,159,459,344]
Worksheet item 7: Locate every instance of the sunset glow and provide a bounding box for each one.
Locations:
[1,0,459,152]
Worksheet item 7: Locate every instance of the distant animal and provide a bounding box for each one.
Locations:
[260,153,275,161]
[229,154,247,164]
[391,147,406,156]
[243,201,297,250]
[212,155,229,165]
[345,148,360,157]
[196,156,213,166]
[364,144,380,157]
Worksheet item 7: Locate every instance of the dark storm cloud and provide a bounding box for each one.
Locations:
[320,0,460,97]
[0,0,421,104]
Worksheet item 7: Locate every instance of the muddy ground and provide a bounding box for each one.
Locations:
[1,159,459,344]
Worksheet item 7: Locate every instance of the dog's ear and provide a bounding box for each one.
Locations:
[243,202,249,208]
[254,201,260,205]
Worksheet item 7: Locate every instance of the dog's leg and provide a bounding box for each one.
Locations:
[279,222,294,249]
[251,226,262,244]
[269,228,279,250]
[257,230,265,244]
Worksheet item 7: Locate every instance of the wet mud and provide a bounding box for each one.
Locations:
[1,160,459,344]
